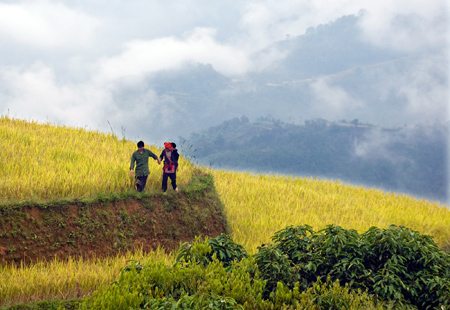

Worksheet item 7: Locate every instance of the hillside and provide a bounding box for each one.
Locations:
[0,118,449,308]
[0,117,228,265]
[183,116,448,202]
[0,117,194,204]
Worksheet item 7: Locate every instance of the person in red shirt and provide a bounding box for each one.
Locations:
[159,142,179,192]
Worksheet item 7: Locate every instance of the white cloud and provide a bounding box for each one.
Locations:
[0,1,99,49]
[0,63,108,127]
[310,77,363,119]
[97,28,250,81]
[397,55,448,121]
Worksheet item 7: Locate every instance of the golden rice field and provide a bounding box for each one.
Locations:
[1,117,449,307]
[0,117,194,204]
[210,169,450,252]
[0,248,172,308]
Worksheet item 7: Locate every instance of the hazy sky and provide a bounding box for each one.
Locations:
[0,0,448,141]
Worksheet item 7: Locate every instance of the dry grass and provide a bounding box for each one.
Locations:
[211,169,450,252]
[0,248,172,308]
[0,117,194,204]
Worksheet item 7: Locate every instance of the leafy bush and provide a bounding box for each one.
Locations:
[142,293,242,310]
[270,279,384,310]
[266,224,450,308]
[83,225,449,309]
[254,245,296,296]
[175,234,247,267]
[362,225,450,308]
[82,257,264,309]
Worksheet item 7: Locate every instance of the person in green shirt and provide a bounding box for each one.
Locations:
[130,141,160,192]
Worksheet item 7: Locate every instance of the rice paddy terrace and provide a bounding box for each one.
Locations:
[1,117,449,308]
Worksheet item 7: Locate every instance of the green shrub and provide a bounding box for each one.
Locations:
[83,257,263,309]
[295,279,385,310]
[267,224,450,308]
[269,279,384,310]
[362,225,450,308]
[142,293,242,310]
[176,234,247,267]
[83,225,449,309]
[254,245,296,296]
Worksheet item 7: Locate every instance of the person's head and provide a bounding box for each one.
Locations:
[137,141,144,151]
[164,142,172,150]
[171,142,177,149]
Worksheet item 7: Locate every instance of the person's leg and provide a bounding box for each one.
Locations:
[136,176,147,192]
[162,173,168,192]
[141,175,148,191]
[135,176,141,192]
[170,173,177,190]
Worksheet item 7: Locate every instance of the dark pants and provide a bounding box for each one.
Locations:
[162,173,177,192]
[135,175,148,192]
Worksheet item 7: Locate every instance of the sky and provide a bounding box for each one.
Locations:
[0,0,448,143]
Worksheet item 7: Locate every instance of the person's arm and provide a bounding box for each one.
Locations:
[129,153,136,176]
[148,149,161,164]
[159,150,165,162]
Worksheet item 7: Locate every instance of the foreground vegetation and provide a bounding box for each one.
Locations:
[0,117,194,204]
[211,170,450,252]
[82,226,449,309]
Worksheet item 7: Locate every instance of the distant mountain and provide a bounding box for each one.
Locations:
[257,15,399,80]
[181,117,448,202]
[132,14,445,141]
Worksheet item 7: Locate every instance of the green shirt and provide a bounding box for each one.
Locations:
[130,149,158,176]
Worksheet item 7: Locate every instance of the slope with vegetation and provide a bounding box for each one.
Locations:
[82,226,450,309]
[0,116,194,204]
[0,117,449,309]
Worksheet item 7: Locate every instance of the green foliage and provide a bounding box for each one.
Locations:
[142,294,242,310]
[208,234,248,267]
[176,234,247,267]
[254,245,296,296]
[270,279,384,310]
[83,225,449,309]
[265,224,450,309]
[362,225,450,308]
[82,257,264,309]
[175,237,213,266]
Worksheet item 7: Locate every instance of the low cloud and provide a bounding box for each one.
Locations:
[309,78,363,119]
[97,28,250,81]
[0,63,109,127]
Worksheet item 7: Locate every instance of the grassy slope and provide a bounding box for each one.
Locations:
[211,170,450,252]
[0,117,194,204]
[0,119,226,307]
[1,118,449,307]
